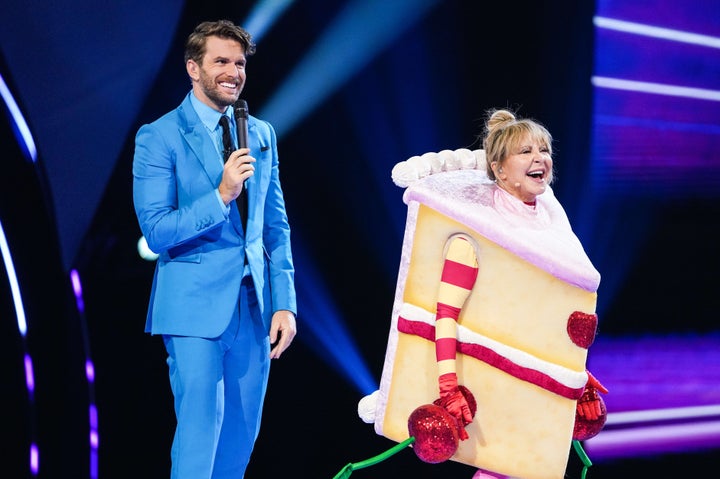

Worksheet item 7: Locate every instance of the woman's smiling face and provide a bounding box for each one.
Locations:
[494,134,553,203]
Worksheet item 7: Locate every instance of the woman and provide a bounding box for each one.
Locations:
[483,108,554,205]
[369,108,606,479]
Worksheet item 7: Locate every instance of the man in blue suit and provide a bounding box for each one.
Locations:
[132,20,297,478]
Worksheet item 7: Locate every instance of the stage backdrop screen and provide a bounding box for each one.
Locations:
[591,0,720,197]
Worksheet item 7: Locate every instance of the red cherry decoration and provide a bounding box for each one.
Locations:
[408,404,460,463]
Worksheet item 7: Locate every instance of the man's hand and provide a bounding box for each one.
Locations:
[218,148,255,204]
[269,310,296,359]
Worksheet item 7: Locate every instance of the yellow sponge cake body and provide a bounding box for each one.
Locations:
[372,153,600,479]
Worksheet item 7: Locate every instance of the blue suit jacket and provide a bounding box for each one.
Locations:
[133,92,297,338]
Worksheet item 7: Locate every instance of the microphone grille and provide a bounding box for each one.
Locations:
[234,99,249,119]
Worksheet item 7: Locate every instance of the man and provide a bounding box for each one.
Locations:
[132,20,297,478]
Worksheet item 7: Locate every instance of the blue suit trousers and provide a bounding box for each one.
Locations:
[163,277,270,478]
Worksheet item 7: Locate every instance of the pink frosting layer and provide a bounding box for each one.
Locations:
[403,169,600,292]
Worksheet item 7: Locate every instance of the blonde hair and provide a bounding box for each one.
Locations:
[481,109,554,184]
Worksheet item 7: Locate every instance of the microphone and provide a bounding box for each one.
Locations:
[233,99,250,231]
[234,99,249,149]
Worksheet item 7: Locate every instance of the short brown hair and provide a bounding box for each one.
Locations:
[184,20,256,64]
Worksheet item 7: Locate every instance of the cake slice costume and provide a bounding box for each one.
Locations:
[357,148,606,479]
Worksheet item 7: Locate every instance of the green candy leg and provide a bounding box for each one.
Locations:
[572,439,593,479]
[332,437,416,479]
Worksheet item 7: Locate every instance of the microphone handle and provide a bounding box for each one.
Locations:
[235,99,249,149]
[234,99,250,227]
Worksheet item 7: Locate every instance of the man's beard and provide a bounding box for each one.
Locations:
[199,70,239,109]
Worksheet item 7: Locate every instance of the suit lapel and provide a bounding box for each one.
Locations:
[177,97,245,236]
[178,97,223,181]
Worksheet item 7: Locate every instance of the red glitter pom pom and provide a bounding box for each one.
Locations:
[407,404,460,463]
[573,395,607,441]
[567,311,598,349]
